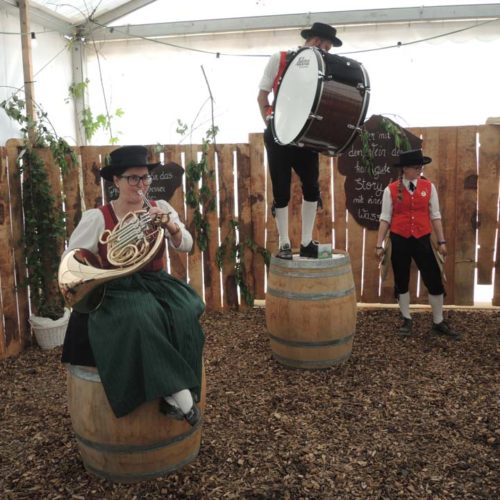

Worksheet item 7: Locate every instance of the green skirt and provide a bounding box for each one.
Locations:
[88,271,205,418]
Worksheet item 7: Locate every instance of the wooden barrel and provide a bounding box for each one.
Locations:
[67,365,206,482]
[266,252,357,369]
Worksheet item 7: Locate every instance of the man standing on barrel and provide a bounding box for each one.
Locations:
[257,22,343,260]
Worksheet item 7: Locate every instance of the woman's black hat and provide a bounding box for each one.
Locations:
[100,145,161,181]
[393,149,432,167]
[301,22,342,47]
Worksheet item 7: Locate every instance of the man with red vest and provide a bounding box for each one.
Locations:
[375,149,460,339]
[257,22,342,259]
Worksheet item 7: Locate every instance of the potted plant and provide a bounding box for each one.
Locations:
[1,95,76,348]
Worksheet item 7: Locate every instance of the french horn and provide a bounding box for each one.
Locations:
[58,191,167,313]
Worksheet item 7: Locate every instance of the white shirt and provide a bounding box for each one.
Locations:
[64,199,192,257]
[379,177,441,224]
[258,48,301,92]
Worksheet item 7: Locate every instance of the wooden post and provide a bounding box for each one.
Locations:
[18,0,36,144]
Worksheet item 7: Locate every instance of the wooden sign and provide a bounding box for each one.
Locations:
[104,162,184,202]
[337,114,422,230]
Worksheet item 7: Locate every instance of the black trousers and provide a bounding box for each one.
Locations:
[264,126,320,208]
[390,233,445,297]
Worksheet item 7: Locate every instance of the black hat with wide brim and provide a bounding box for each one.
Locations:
[100,145,161,181]
[301,22,343,47]
[393,149,432,167]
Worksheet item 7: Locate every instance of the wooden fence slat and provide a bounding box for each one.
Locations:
[333,158,347,250]
[201,145,222,311]
[249,133,266,300]
[493,218,500,306]
[289,171,302,252]
[237,144,254,309]
[454,127,478,305]
[80,146,103,210]
[184,145,204,299]
[477,125,500,284]
[0,147,22,357]
[62,149,82,238]
[218,145,238,307]
[164,145,188,282]
[362,228,380,303]
[315,155,333,245]
[6,139,29,347]
[266,157,278,257]
[347,213,363,301]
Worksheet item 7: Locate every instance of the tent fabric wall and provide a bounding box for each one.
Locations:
[0,8,76,145]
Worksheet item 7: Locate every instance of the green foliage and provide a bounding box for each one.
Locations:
[1,95,75,319]
[359,116,411,177]
[67,79,123,144]
[216,220,270,307]
[180,125,217,253]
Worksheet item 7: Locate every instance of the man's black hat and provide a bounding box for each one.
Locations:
[301,22,342,47]
[100,145,161,181]
[393,149,432,168]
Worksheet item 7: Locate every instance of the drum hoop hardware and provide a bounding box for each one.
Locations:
[309,114,324,121]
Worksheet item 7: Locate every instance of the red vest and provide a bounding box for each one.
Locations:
[389,179,432,238]
[97,203,166,271]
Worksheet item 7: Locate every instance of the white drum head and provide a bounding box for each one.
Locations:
[274,48,322,145]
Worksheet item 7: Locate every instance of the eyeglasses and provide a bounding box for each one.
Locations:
[120,174,153,186]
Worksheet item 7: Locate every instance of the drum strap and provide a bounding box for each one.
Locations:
[272,51,289,95]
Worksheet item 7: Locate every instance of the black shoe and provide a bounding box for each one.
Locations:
[397,317,413,336]
[184,405,201,427]
[276,243,292,260]
[300,240,319,258]
[159,399,184,420]
[431,320,461,340]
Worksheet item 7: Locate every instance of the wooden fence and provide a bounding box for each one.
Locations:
[1,125,499,357]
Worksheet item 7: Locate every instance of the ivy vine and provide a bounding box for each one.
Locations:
[359,116,411,177]
[1,94,76,319]
[216,220,270,307]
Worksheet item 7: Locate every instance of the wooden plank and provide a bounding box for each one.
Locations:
[477,125,500,284]
[202,144,222,311]
[314,155,333,245]
[333,158,347,250]
[453,127,478,305]
[164,145,187,282]
[493,215,500,306]
[6,139,29,347]
[184,144,204,299]
[236,144,254,309]
[266,155,278,257]
[0,147,22,358]
[362,228,380,303]
[347,213,363,301]
[289,170,302,252]
[80,146,104,209]
[249,133,266,300]
[218,144,238,308]
[62,149,82,238]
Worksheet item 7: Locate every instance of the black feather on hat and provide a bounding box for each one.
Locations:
[100,145,161,181]
[301,22,342,47]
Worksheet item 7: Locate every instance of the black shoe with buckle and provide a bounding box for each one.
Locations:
[431,320,461,340]
[276,243,292,260]
[184,405,201,427]
[159,399,185,420]
[397,317,413,336]
[300,240,319,258]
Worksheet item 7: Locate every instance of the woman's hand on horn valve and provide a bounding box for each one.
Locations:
[148,207,180,237]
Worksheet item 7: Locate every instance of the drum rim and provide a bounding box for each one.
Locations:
[272,46,325,147]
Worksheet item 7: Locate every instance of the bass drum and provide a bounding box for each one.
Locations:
[271,47,370,156]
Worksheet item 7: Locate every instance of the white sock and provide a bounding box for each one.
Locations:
[171,389,194,415]
[301,200,317,246]
[428,294,444,324]
[398,292,411,319]
[164,396,180,408]
[275,207,290,248]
